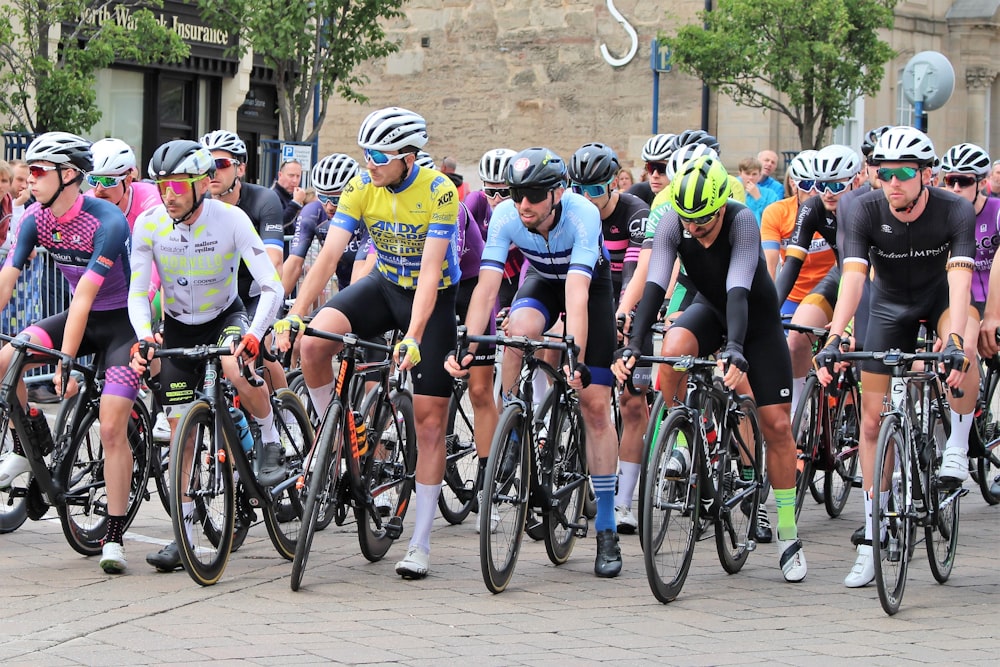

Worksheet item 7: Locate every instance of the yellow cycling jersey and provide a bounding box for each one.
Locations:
[331,165,461,289]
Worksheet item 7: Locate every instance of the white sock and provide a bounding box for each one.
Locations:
[408,482,440,554]
[946,409,972,453]
[532,370,548,408]
[863,491,873,541]
[791,376,806,413]
[307,380,336,418]
[181,501,195,544]
[254,406,279,443]
[614,461,641,508]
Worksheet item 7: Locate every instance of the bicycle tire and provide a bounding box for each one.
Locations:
[791,375,820,519]
[872,413,912,615]
[170,401,234,586]
[636,392,667,551]
[357,390,417,562]
[975,365,1000,505]
[291,401,343,591]
[715,396,762,574]
[825,378,860,517]
[57,398,151,556]
[439,382,478,524]
[541,390,587,565]
[0,419,28,533]
[925,401,959,583]
[261,389,313,560]
[642,409,699,604]
[287,370,320,430]
[480,404,530,593]
[150,438,171,513]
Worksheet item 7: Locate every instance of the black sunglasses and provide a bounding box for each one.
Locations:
[509,187,552,204]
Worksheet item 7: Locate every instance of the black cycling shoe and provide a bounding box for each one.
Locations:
[850,524,865,547]
[594,529,622,578]
[146,542,182,572]
[257,442,288,487]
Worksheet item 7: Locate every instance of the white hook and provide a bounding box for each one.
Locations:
[600,0,639,68]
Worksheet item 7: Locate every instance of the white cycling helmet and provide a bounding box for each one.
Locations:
[199,130,248,161]
[787,150,818,183]
[871,126,936,167]
[414,151,436,170]
[641,133,677,162]
[357,106,428,151]
[666,143,718,181]
[311,153,358,193]
[478,148,516,183]
[25,132,93,172]
[90,138,136,176]
[813,144,861,181]
[940,143,991,178]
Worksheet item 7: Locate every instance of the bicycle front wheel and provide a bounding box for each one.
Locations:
[925,403,959,583]
[542,391,587,565]
[872,413,912,615]
[0,417,28,533]
[261,389,313,560]
[480,404,530,593]
[357,390,417,562]
[641,410,700,604]
[57,398,151,556]
[715,397,762,574]
[975,364,1000,505]
[439,382,478,524]
[791,375,820,519]
[170,401,234,586]
[825,378,860,517]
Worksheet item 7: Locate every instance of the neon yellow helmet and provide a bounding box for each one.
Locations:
[669,156,731,219]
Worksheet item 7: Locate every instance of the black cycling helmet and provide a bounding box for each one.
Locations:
[505,147,566,190]
[148,140,216,179]
[861,125,893,159]
[568,143,620,185]
[673,128,721,156]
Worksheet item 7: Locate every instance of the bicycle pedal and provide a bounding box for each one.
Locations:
[745,539,757,552]
[571,517,589,538]
[383,515,403,540]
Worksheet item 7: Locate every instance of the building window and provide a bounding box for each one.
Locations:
[896,69,914,126]
[91,68,145,156]
[833,95,864,151]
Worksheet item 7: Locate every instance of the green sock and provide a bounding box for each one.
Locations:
[773,487,797,541]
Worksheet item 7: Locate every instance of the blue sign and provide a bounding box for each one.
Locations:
[282,144,295,160]
[651,38,671,73]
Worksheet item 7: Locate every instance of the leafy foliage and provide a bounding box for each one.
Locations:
[0,1,188,134]
[662,0,897,149]
[197,0,405,143]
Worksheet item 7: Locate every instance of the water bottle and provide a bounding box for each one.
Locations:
[351,411,368,456]
[25,406,54,456]
[230,407,255,453]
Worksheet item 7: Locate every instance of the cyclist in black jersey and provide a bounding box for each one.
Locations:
[615,156,808,583]
[567,142,651,535]
[813,126,978,589]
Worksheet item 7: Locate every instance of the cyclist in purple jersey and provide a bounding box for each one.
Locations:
[567,142,649,535]
[466,148,523,309]
[283,154,362,296]
[0,133,140,575]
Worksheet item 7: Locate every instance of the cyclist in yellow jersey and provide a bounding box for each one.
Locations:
[276,107,460,580]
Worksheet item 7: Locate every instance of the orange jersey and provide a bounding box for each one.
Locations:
[760,197,836,303]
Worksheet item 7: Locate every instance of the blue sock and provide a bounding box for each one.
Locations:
[592,474,617,533]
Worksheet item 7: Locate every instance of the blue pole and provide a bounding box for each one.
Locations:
[652,72,660,134]
[913,99,924,132]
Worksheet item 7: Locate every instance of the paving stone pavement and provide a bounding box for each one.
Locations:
[0,476,997,665]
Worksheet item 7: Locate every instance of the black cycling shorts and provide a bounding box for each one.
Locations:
[861,282,948,375]
[321,271,458,398]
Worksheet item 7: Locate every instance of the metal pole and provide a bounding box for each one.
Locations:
[652,72,660,134]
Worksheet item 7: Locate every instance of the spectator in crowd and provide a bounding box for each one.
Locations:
[757,149,785,199]
[988,159,1000,198]
[440,156,470,200]
[739,156,780,224]
[615,167,634,191]
[271,159,307,235]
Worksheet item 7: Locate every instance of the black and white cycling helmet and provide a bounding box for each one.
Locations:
[813,144,861,181]
[871,126,936,167]
[666,143,718,181]
[940,143,991,178]
[787,150,818,183]
[311,153,358,193]
[641,134,677,162]
[673,129,721,155]
[199,130,248,161]
[357,106,428,151]
[568,143,620,185]
[414,151,436,170]
[90,138,136,176]
[861,125,892,159]
[25,132,93,172]
[478,148,516,183]
[148,140,215,179]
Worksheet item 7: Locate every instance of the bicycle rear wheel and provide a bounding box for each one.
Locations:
[975,364,1000,505]
[439,382,478,524]
[872,413,912,615]
[291,401,343,591]
[716,396,762,574]
[480,404,530,593]
[542,391,587,565]
[641,410,699,604]
[791,375,820,519]
[357,390,417,562]
[58,399,151,556]
[171,401,234,586]
[261,390,313,560]
[825,378,860,517]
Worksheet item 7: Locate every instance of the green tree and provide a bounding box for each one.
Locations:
[0,1,189,134]
[662,0,897,149]
[197,0,404,143]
